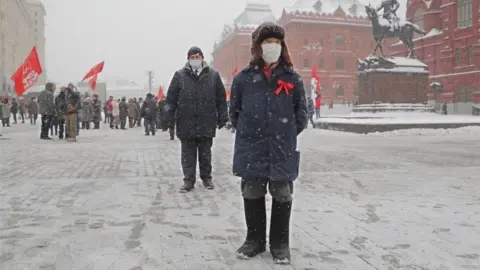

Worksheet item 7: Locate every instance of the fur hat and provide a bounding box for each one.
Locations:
[251,22,285,46]
[249,22,293,67]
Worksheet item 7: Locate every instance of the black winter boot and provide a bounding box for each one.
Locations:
[236,197,266,259]
[179,181,195,193]
[269,199,292,264]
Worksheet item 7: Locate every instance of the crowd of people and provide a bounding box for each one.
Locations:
[0,83,175,141]
[1,96,40,127]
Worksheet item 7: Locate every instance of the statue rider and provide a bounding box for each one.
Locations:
[377,0,400,29]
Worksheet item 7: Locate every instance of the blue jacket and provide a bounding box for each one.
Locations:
[229,63,308,182]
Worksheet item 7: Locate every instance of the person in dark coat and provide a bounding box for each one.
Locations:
[28,97,38,124]
[55,87,67,139]
[119,97,128,129]
[38,82,56,139]
[229,22,307,264]
[10,98,18,124]
[136,98,143,127]
[91,94,102,129]
[140,93,157,135]
[156,98,165,130]
[306,97,316,128]
[165,46,228,192]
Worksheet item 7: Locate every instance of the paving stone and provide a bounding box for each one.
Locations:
[0,123,479,269]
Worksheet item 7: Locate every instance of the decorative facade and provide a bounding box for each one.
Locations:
[389,0,480,108]
[0,0,36,95]
[212,0,387,102]
[211,3,276,90]
[278,0,374,101]
[26,0,47,86]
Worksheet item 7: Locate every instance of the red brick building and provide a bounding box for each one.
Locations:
[212,0,379,102]
[211,3,276,91]
[389,0,480,107]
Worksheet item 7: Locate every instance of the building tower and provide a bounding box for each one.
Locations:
[26,0,46,86]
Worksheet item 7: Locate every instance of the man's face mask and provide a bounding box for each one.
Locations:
[189,59,202,69]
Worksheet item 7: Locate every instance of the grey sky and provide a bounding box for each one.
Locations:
[42,0,405,86]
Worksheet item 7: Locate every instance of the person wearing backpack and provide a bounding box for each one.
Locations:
[229,22,307,264]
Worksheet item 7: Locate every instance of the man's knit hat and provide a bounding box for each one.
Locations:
[187,46,204,59]
[251,22,285,46]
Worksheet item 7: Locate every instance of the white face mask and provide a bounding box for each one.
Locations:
[189,59,202,69]
[261,43,281,64]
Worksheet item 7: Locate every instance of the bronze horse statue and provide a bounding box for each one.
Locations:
[365,4,425,58]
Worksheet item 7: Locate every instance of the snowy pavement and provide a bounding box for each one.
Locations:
[0,124,480,270]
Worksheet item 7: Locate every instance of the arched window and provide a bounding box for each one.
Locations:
[336,57,344,69]
[336,86,344,96]
[413,8,426,39]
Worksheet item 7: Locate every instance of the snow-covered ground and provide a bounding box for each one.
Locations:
[0,123,479,269]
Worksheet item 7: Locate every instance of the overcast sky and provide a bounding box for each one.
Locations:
[42,0,406,86]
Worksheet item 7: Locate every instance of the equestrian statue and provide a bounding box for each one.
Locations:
[365,1,425,58]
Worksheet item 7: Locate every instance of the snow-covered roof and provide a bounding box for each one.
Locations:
[358,56,429,74]
[384,57,427,67]
[285,0,367,17]
[234,3,276,27]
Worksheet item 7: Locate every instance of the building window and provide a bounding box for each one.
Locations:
[336,57,344,69]
[319,40,323,47]
[318,58,324,69]
[413,8,425,39]
[468,46,474,64]
[336,86,345,96]
[457,0,473,28]
[303,58,309,68]
[336,35,344,47]
[456,87,473,102]
[354,86,359,96]
[303,38,308,46]
[455,48,461,66]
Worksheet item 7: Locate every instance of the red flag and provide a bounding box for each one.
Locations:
[232,67,238,76]
[11,46,43,96]
[157,86,165,100]
[310,64,320,95]
[82,61,104,81]
[89,73,98,91]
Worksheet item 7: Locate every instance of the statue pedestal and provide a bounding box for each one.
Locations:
[356,56,429,104]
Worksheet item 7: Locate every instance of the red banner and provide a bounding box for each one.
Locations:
[11,46,43,96]
[157,86,165,100]
[82,61,104,81]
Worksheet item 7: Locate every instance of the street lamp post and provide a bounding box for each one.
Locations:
[147,71,154,94]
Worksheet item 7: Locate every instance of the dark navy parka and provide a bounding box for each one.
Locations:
[229,63,308,182]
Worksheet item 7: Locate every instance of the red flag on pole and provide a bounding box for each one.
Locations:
[232,67,238,76]
[11,46,43,96]
[310,64,320,95]
[157,86,165,100]
[82,61,104,81]
[89,73,98,91]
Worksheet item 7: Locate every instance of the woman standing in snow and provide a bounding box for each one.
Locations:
[229,22,307,264]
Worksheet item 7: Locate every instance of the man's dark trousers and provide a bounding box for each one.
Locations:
[40,115,52,138]
[181,137,213,183]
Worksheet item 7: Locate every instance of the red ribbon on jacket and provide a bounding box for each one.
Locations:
[274,80,294,96]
